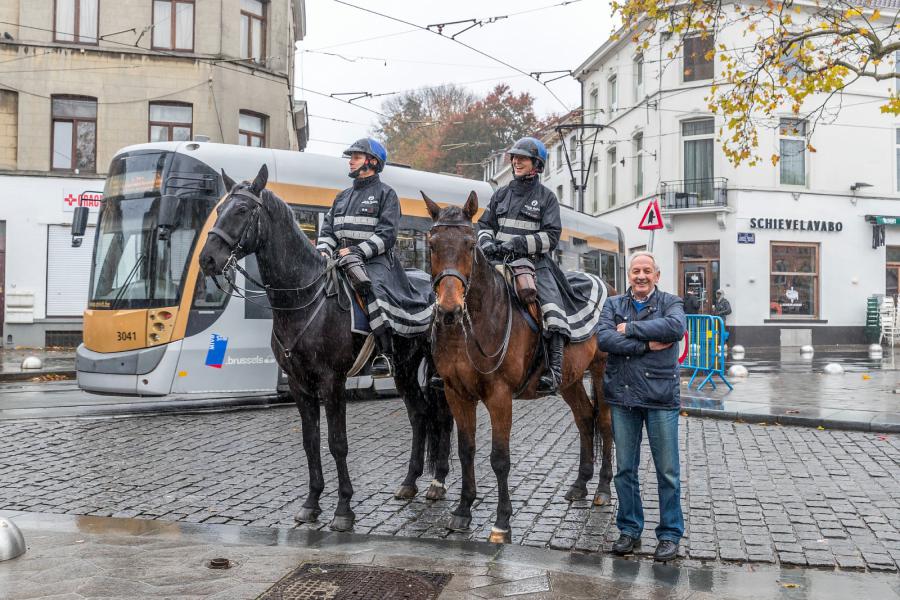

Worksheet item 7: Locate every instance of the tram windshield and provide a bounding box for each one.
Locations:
[88,151,221,310]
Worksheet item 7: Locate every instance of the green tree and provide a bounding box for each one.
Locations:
[612,0,900,166]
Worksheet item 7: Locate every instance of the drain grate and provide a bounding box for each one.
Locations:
[257,562,452,600]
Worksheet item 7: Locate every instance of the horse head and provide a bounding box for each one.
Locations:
[200,164,269,276]
[422,190,479,326]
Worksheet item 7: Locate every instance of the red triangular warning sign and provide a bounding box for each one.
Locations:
[638,199,664,230]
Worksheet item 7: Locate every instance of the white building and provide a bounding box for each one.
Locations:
[573,7,900,346]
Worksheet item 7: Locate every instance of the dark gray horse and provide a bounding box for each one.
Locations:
[199,165,453,531]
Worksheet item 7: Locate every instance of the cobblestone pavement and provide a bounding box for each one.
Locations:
[1,398,899,573]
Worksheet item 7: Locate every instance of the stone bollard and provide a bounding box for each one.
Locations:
[20,356,42,370]
[823,363,844,375]
[0,518,26,561]
[731,345,745,359]
[800,345,814,355]
[869,344,883,358]
[728,365,749,378]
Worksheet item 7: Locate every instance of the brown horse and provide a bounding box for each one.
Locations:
[422,191,614,544]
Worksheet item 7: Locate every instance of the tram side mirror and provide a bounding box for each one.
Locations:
[158,194,179,240]
[71,206,89,247]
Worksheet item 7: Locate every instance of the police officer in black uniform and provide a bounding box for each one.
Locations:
[316,138,401,377]
[477,136,568,393]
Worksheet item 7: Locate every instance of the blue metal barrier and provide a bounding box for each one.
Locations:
[682,315,733,391]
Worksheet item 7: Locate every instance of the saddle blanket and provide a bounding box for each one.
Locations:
[546,271,608,343]
[345,268,434,336]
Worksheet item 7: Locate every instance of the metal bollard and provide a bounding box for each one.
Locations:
[20,356,42,370]
[0,518,25,561]
[728,365,749,378]
[823,363,844,375]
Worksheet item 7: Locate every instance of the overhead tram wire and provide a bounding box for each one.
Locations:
[331,0,572,111]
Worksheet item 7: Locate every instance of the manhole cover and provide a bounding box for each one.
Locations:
[257,563,452,600]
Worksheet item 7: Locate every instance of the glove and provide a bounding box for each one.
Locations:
[500,237,527,257]
[480,240,501,260]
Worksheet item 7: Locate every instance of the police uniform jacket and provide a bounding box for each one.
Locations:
[315,175,432,336]
[476,176,575,338]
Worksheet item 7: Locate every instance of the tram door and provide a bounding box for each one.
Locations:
[678,241,720,314]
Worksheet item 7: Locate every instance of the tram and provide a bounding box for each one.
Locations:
[74,141,625,397]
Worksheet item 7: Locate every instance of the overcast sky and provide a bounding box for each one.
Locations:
[297,0,614,156]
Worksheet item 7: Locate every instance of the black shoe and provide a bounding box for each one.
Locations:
[428,376,444,390]
[612,534,641,555]
[654,540,679,562]
[536,373,559,394]
[536,333,565,394]
[370,354,394,378]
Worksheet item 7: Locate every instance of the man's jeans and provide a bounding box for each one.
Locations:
[610,405,684,543]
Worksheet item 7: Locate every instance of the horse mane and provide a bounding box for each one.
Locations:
[259,188,311,247]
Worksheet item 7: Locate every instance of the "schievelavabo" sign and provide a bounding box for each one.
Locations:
[749,218,843,232]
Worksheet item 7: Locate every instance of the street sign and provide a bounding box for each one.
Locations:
[737,232,755,244]
[638,199,664,230]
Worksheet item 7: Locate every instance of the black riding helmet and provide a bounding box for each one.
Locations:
[343,138,388,176]
[508,136,548,173]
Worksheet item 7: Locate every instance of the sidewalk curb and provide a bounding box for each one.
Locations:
[0,370,75,382]
[680,405,900,434]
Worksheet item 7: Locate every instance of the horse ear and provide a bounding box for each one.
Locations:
[421,190,441,221]
[462,191,479,221]
[251,164,269,195]
[221,169,237,192]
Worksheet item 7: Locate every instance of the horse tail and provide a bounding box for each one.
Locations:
[423,358,452,477]
[589,355,604,466]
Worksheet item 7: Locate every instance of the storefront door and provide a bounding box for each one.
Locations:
[887,246,900,300]
[678,241,720,314]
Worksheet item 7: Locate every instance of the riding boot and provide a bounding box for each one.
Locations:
[370,329,394,378]
[537,333,565,394]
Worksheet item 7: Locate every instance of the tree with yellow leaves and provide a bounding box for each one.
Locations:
[611,0,900,166]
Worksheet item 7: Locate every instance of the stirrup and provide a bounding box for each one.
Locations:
[536,373,559,394]
[428,376,445,390]
[370,353,394,378]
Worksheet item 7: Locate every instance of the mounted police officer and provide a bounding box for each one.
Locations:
[316,138,409,378]
[477,136,568,393]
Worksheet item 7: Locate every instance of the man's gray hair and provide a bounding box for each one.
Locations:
[628,251,660,272]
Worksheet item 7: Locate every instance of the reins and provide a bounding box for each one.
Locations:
[430,222,514,375]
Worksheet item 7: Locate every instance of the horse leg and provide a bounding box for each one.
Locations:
[294,390,324,523]
[446,390,477,532]
[484,391,514,544]
[393,361,426,500]
[428,384,455,501]
[323,388,355,531]
[590,361,614,506]
[560,382,595,502]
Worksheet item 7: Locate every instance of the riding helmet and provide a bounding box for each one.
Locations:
[343,138,388,173]
[508,137,548,173]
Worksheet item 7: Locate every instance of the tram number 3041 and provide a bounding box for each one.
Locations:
[117,331,137,342]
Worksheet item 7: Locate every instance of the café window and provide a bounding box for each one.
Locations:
[52,96,96,173]
[770,242,819,318]
[55,0,98,44]
[153,0,194,51]
[149,102,193,142]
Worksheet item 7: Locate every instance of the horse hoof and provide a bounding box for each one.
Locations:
[394,485,418,500]
[488,527,512,544]
[564,485,588,502]
[425,483,447,501]
[593,492,611,506]
[447,514,471,532]
[295,507,322,523]
[329,514,355,532]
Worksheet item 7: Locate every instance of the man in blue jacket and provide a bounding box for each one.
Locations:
[596,251,687,562]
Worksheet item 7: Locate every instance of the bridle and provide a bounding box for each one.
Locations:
[206,186,339,312]
[430,221,514,375]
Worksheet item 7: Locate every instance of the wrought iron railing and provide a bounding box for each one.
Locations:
[659,178,728,209]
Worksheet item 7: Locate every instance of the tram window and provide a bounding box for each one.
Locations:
[600,252,617,288]
[395,228,430,271]
[191,272,229,309]
[579,250,600,276]
[290,207,320,241]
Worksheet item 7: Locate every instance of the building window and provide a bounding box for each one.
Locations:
[896,51,900,94]
[51,96,96,173]
[770,242,819,318]
[895,128,899,192]
[570,185,577,208]
[779,118,807,186]
[556,185,563,202]
[589,89,599,124]
[607,75,617,112]
[634,54,644,100]
[149,102,192,142]
[569,135,577,162]
[633,132,644,198]
[682,118,715,200]
[556,145,563,171]
[153,0,194,51]
[607,146,617,207]
[592,157,599,213]
[239,111,267,147]
[241,0,267,63]
[683,35,714,81]
[54,0,98,44]
[887,245,900,299]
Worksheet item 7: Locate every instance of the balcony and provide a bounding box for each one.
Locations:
[657,178,729,229]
